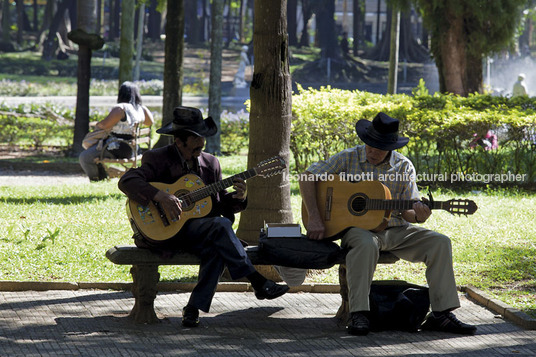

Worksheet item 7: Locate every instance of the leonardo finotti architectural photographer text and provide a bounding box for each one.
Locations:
[284,171,528,184]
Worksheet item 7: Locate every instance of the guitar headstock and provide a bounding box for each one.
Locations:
[445,199,478,216]
[254,156,286,178]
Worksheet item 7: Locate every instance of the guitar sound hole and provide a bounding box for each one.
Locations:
[348,193,367,216]
[175,190,194,211]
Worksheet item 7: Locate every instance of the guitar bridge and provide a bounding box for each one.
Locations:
[153,201,170,227]
[325,187,333,221]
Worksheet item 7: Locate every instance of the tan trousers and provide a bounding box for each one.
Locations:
[341,225,461,313]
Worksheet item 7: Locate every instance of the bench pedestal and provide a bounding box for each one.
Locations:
[129,265,160,324]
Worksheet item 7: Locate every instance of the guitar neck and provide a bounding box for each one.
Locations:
[184,168,257,204]
[368,199,447,211]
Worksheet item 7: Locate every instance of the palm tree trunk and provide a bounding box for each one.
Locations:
[387,9,399,94]
[154,0,184,148]
[119,0,135,84]
[206,0,224,155]
[237,0,293,245]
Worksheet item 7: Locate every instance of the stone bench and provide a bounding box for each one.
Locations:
[105,244,399,324]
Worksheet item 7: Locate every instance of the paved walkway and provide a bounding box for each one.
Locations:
[1,289,535,356]
[0,95,250,111]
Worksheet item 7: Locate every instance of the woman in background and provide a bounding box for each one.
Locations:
[79,81,154,181]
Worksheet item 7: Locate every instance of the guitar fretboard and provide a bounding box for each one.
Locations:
[365,199,445,211]
[183,168,257,205]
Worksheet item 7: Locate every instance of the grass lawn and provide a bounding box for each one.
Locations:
[0,155,535,318]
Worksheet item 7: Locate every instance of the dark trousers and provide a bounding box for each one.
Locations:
[174,216,256,312]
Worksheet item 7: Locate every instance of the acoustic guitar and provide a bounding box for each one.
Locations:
[127,156,286,241]
[302,176,478,238]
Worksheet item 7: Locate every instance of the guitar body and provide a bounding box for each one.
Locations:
[127,174,213,241]
[302,177,392,238]
[125,155,287,241]
[302,176,478,239]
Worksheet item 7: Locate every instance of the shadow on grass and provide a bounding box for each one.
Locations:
[0,193,125,205]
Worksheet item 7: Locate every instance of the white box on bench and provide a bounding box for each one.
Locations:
[264,223,302,238]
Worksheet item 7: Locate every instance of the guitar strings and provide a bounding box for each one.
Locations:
[184,169,257,203]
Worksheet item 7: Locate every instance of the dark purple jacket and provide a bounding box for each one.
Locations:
[118,144,247,221]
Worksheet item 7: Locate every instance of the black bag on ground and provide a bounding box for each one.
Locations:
[368,280,430,332]
[258,234,347,269]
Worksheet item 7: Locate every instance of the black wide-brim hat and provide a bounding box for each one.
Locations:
[156,106,217,137]
[355,112,409,151]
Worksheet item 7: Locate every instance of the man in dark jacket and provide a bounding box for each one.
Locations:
[118,106,289,327]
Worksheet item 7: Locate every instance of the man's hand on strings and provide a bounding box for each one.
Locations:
[154,191,183,221]
[232,178,248,200]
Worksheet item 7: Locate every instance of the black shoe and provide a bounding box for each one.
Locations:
[181,305,199,327]
[254,280,289,300]
[347,311,370,336]
[421,311,477,335]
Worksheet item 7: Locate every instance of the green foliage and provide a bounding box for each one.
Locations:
[0,101,248,155]
[220,110,249,155]
[0,103,77,148]
[411,78,429,97]
[0,78,164,96]
[291,84,536,186]
[0,51,163,80]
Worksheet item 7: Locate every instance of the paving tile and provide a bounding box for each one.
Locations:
[0,290,535,356]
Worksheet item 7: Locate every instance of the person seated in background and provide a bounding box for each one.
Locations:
[469,129,498,151]
[79,81,154,181]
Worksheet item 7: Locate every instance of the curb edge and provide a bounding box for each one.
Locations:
[1,281,533,330]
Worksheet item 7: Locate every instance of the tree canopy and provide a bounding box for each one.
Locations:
[416,0,528,95]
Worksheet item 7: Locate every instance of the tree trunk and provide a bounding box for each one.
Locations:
[201,0,208,42]
[184,0,201,44]
[298,0,312,47]
[437,15,465,95]
[42,0,70,60]
[287,0,297,46]
[71,0,98,156]
[133,2,145,81]
[387,10,399,94]
[352,0,364,55]
[1,0,10,42]
[464,51,483,95]
[73,44,92,154]
[237,0,293,245]
[15,0,23,44]
[366,8,429,63]
[206,0,224,156]
[154,0,184,148]
[40,0,56,33]
[66,0,76,32]
[96,0,102,36]
[316,0,339,59]
[147,0,161,42]
[224,0,233,48]
[110,0,120,40]
[238,0,245,42]
[32,0,38,31]
[375,0,381,44]
[119,0,135,84]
